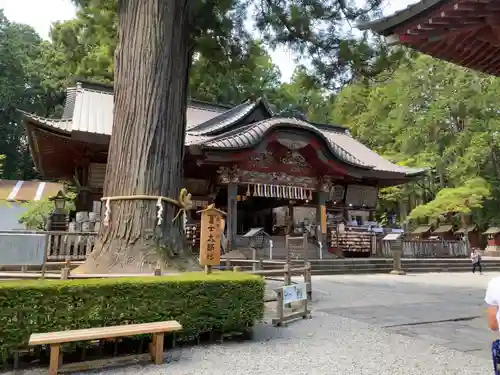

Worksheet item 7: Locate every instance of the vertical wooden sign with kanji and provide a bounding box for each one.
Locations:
[198,204,226,270]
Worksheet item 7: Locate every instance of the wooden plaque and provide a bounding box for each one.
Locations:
[197,205,226,266]
[320,205,327,234]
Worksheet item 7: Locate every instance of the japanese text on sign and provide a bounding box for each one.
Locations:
[198,205,225,266]
[282,283,307,305]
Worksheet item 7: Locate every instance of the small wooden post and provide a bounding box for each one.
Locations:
[152,333,164,365]
[233,266,241,272]
[205,265,212,274]
[275,288,284,327]
[48,344,61,375]
[302,289,309,319]
[284,263,292,309]
[225,258,231,269]
[305,261,312,301]
[284,263,291,285]
[41,233,51,278]
[60,258,71,280]
[252,248,257,271]
[154,260,162,276]
[21,265,28,273]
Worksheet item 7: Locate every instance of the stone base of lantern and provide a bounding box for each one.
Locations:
[484,246,500,257]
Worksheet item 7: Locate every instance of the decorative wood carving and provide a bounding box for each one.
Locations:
[247,150,275,169]
[217,166,240,184]
[239,170,317,188]
[320,176,333,192]
[280,150,311,173]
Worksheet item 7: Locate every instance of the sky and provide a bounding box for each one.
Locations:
[0,0,418,82]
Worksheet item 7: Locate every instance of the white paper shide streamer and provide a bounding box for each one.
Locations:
[156,197,164,226]
[103,198,111,226]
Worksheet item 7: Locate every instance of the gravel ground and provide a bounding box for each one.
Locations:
[11,273,497,375]
[62,312,491,375]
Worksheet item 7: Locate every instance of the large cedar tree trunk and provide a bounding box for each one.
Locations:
[77,0,198,274]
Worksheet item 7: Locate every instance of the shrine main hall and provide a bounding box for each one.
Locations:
[20,81,424,256]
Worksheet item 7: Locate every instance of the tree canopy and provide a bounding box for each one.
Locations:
[333,54,500,227]
[2,1,500,231]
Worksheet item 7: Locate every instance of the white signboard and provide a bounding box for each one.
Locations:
[282,283,307,305]
[0,233,47,265]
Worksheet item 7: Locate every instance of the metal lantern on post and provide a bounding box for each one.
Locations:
[48,190,69,231]
[51,191,67,211]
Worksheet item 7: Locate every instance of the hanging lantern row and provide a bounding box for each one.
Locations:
[245,183,313,200]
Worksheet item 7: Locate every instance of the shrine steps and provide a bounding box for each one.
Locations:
[304,258,500,275]
[222,258,500,275]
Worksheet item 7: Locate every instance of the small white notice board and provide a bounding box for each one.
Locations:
[383,233,402,241]
[282,283,307,305]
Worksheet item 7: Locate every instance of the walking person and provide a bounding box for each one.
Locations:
[471,248,483,274]
[485,277,500,373]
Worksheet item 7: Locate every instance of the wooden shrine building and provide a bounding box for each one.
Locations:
[358,0,500,76]
[20,81,425,256]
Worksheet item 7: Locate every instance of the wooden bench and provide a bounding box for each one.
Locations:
[29,321,182,375]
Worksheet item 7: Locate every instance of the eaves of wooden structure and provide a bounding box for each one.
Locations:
[20,81,425,192]
[358,0,500,76]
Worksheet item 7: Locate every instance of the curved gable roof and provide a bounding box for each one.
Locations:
[189,117,425,176]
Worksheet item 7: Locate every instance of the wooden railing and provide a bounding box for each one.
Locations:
[46,231,97,261]
[381,239,468,258]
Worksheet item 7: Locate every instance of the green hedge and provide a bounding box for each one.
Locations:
[0,272,264,360]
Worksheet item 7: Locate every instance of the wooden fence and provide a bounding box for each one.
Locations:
[380,239,468,258]
[46,231,97,261]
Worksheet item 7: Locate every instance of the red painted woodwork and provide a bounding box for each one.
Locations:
[235,140,346,178]
[488,234,500,246]
[384,0,500,76]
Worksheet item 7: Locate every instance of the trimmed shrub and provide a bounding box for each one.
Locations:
[0,272,264,360]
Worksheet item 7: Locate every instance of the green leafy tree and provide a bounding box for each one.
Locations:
[333,54,500,226]
[0,10,52,180]
[407,177,491,224]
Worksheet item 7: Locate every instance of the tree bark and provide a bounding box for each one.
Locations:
[76,0,198,274]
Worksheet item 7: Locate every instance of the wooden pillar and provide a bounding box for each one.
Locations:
[287,204,294,235]
[226,183,238,251]
[75,162,94,212]
[316,191,328,252]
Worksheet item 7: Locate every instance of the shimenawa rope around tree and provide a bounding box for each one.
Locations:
[100,188,193,226]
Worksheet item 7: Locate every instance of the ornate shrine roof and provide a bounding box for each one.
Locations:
[358,0,500,76]
[21,81,425,180]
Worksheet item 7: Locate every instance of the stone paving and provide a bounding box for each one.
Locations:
[308,272,497,360]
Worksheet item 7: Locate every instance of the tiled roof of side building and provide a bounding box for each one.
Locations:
[0,180,63,201]
[21,84,229,134]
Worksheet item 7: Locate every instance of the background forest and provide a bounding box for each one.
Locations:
[2,0,500,229]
